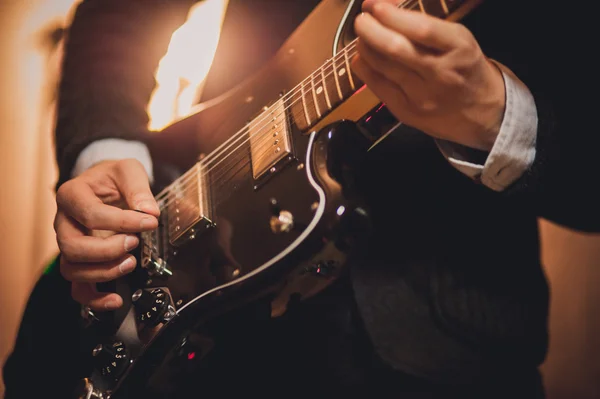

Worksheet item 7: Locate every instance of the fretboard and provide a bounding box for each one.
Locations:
[289,0,473,131]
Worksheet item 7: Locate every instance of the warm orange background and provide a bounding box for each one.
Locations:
[1,2,599,398]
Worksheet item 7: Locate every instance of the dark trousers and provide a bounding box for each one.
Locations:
[4,268,545,399]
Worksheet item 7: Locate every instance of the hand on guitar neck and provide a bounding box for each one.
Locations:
[54,159,160,311]
[352,0,505,152]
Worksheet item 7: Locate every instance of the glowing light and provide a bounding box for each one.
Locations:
[187,351,196,360]
[147,0,229,131]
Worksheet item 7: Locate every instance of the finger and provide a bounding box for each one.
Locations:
[354,12,428,72]
[57,179,159,233]
[57,220,139,263]
[356,39,424,89]
[54,208,85,238]
[61,254,137,283]
[111,159,160,217]
[362,0,396,11]
[365,2,462,51]
[351,54,410,111]
[72,282,123,311]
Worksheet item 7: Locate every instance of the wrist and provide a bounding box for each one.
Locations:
[475,59,507,151]
[460,58,506,152]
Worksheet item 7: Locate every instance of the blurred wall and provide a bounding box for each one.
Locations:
[0,1,599,398]
[540,221,600,399]
[0,1,75,396]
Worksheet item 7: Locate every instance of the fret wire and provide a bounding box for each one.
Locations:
[300,80,311,126]
[343,46,355,90]
[320,64,332,109]
[310,74,321,118]
[331,54,344,101]
[157,0,432,206]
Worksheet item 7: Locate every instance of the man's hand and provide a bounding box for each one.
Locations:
[352,0,506,151]
[54,159,160,311]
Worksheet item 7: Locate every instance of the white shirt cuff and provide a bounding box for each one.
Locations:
[436,60,538,192]
[72,138,154,183]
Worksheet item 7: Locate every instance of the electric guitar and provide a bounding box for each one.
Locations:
[75,0,481,397]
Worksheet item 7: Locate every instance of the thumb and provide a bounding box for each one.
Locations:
[113,159,161,217]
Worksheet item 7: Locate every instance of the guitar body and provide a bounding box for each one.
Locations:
[75,0,478,397]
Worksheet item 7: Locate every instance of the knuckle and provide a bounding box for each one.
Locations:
[419,99,438,113]
[56,236,70,254]
[386,37,406,57]
[455,25,479,52]
[119,216,130,232]
[55,181,74,206]
[455,23,473,40]
[414,23,434,43]
[439,70,464,88]
[80,208,99,229]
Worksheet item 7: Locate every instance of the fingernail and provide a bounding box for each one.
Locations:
[140,217,156,230]
[118,257,136,274]
[136,200,159,214]
[124,235,138,251]
[105,300,119,310]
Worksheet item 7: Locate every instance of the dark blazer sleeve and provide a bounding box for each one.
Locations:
[54,0,197,190]
[464,0,600,232]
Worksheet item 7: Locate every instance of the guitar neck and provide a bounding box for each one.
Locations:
[289,0,481,132]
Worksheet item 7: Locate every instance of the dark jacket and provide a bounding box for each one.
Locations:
[52,0,600,385]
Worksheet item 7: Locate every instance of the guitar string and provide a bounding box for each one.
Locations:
[157,42,362,209]
[155,0,422,204]
[154,37,360,200]
[156,0,422,208]
[155,39,360,205]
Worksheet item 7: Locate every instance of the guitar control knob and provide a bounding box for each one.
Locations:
[132,288,173,326]
[92,341,129,379]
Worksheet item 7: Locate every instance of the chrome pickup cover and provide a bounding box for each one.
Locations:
[249,98,292,180]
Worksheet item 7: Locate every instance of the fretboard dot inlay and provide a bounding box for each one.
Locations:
[316,86,323,94]
[338,68,346,76]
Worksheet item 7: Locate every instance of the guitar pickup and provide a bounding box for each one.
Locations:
[249,98,293,180]
[164,163,214,247]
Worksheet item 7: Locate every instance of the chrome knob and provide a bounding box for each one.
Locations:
[146,257,172,277]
